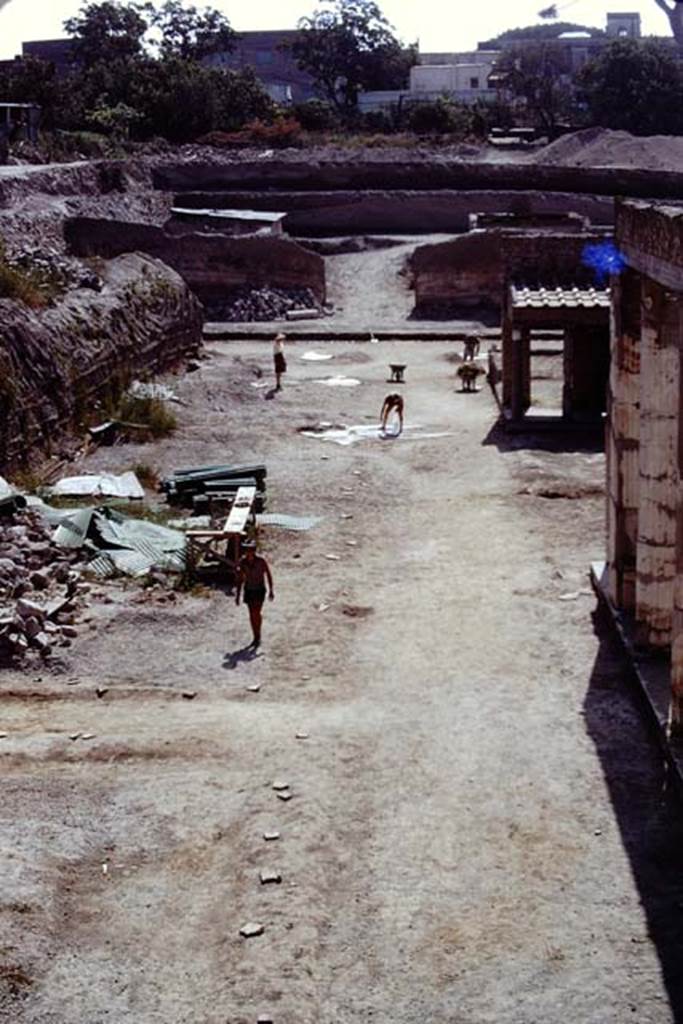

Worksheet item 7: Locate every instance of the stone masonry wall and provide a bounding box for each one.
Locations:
[410,230,610,315]
[172,189,615,238]
[64,218,326,306]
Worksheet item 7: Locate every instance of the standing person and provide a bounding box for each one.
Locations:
[463,335,480,362]
[273,332,287,390]
[380,393,404,436]
[235,542,274,649]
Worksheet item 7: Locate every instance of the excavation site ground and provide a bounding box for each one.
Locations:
[2,339,683,1024]
[2,134,683,1024]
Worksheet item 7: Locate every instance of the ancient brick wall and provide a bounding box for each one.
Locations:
[172,190,615,238]
[64,218,326,305]
[410,230,610,315]
[616,199,683,289]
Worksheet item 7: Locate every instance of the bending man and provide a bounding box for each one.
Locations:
[380,393,404,436]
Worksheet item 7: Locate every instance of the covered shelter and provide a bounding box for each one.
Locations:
[501,281,610,428]
[0,102,40,143]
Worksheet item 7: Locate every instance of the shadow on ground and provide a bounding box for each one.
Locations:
[408,304,499,327]
[481,419,605,455]
[585,606,683,1022]
[222,644,261,670]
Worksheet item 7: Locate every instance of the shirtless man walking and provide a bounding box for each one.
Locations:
[235,543,274,648]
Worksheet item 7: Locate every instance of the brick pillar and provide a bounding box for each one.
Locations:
[606,269,641,610]
[670,299,683,735]
[635,279,680,648]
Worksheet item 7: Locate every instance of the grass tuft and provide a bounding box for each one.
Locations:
[115,396,177,440]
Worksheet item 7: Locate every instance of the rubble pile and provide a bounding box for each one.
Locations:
[0,508,87,662]
[209,286,323,322]
[5,244,102,293]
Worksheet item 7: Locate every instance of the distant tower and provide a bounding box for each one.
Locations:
[605,12,642,38]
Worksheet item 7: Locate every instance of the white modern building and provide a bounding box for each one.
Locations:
[409,61,498,101]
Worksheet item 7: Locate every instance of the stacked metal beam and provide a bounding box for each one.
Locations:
[161,464,267,512]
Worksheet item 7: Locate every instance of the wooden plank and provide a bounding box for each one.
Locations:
[224,486,256,535]
[186,530,232,540]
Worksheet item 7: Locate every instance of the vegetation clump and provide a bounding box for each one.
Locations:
[0,243,48,308]
[115,395,178,440]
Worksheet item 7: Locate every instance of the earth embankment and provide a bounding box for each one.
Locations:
[0,254,202,471]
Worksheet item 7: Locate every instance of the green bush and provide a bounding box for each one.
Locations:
[293,98,340,131]
[404,98,473,136]
[361,109,395,133]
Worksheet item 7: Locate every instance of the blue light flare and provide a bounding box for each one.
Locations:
[581,240,627,286]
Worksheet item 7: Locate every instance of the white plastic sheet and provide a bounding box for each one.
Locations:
[301,350,334,361]
[300,424,453,447]
[50,472,145,500]
[313,376,361,388]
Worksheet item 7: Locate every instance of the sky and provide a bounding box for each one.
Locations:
[0,0,673,60]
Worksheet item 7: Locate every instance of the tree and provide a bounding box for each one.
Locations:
[150,1,236,61]
[64,1,151,67]
[59,1,253,142]
[291,0,416,115]
[404,97,473,135]
[124,59,275,141]
[87,99,144,139]
[480,22,604,48]
[653,0,683,53]
[64,1,236,65]
[494,41,576,133]
[0,58,65,130]
[577,38,683,134]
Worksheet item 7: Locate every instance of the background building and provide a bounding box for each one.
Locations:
[605,12,642,38]
[205,30,316,104]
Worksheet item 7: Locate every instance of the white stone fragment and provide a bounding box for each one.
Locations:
[240,922,264,938]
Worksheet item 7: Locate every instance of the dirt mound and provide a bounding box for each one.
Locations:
[534,127,683,171]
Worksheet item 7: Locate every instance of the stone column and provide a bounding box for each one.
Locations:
[670,306,683,735]
[606,269,641,610]
[513,327,531,419]
[635,278,680,647]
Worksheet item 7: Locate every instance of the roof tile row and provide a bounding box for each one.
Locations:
[511,284,610,310]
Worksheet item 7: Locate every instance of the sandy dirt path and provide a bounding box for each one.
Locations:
[324,236,455,329]
[1,340,683,1024]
